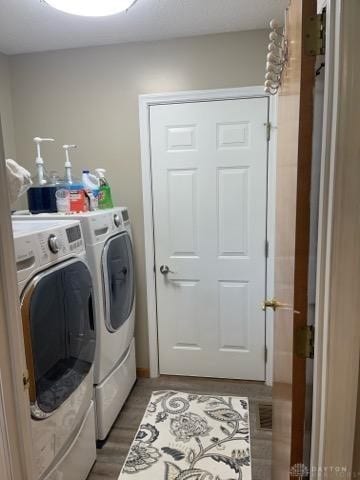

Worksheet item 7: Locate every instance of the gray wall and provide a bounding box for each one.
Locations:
[0,52,16,158]
[9,30,268,368]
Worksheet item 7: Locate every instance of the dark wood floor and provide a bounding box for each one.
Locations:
[88,376,272,480]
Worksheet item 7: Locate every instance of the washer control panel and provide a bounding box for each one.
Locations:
[37,225,83,264]
[87,208,125,243]
[12,220,85,280]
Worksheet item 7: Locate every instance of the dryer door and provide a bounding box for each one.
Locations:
[103,232,135,332]
[21,259,96,419]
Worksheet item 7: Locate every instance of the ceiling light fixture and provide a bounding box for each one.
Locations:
[44,0,138,17]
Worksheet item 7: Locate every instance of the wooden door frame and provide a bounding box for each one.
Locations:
[0,120,34,478]
[310,0,360,473]
[139,86,277,384]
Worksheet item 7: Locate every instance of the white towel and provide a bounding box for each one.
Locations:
[6,159,32,205]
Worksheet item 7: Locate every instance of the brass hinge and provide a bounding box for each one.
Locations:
[22,369,30,390]
[294,326,315,359]
[305,8,326,56]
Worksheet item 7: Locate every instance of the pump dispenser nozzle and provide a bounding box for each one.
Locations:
[33,137,55,185]
[62,144,77,184]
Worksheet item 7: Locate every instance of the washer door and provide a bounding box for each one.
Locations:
[103,232,135,332]
[21,259,96,419]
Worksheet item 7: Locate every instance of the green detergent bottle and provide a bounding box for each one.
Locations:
[95,168,114,209]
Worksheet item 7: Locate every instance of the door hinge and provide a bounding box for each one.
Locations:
[265,122,271,142]
[265,240,269,258]
[305,8,326,56]
[22,369,30,390]
[264,346,268,364]
[294,325,315,359]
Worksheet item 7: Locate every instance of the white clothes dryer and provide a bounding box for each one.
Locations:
[14,208,136,440]
[12,219,96,480]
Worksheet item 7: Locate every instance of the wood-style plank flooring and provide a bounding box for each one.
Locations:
[88,376,272,480]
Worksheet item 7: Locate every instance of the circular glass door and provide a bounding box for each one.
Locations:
[103,232,135,332]
[21,259,96,418]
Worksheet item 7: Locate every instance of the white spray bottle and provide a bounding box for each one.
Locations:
[33,137,55,185]
[63,144,77,185]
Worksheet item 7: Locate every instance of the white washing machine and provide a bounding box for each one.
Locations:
[12,219,97,480]
[14,208,137,440]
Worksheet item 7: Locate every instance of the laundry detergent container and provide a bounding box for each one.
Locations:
[27,185,59,214]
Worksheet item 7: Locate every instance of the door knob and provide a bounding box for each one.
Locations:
[262,298,300,313]
[160,265,174,275]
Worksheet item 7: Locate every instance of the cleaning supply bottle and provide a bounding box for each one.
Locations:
[27,136,60,213]
[62,144,87,213]
[95,168,113,209]
[69,181,88,212]
[82,170,100,210]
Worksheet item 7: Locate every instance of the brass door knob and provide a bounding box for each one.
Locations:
[262,298,300,314]
[262,298,281,311]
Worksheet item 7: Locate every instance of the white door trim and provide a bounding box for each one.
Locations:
[0,121,34,478]
[311,0,360,472]
[310,0,337,469]
[139,86,277,384]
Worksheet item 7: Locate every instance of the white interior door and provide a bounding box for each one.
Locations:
[150,97,269,380]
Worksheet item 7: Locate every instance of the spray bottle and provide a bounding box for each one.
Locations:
[95,168,113,209]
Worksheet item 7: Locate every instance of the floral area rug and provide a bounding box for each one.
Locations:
[118,390,251,480]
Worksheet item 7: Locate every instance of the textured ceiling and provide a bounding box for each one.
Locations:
[0,0,288,55]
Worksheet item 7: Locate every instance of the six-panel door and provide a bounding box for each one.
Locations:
[150,97,269,380]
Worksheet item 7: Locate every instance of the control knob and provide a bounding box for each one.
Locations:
[48,234,60,254]
[114,214,121,228]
